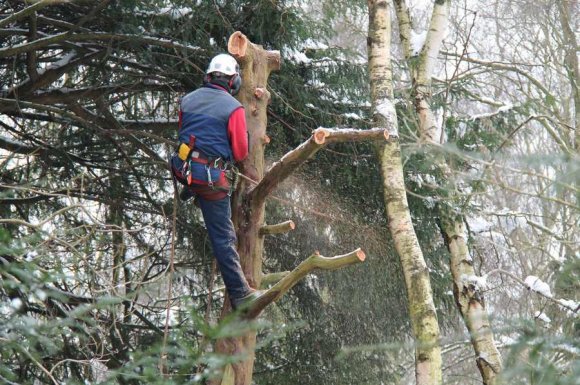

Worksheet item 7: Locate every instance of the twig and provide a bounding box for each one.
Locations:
[18,346,59,385]
[158,176,178,376]
[485,269,579,313]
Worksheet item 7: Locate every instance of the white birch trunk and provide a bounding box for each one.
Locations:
[368,2,442,385]
[557,1,579,150]
[414,1,448,143]
[394,1,503,384]
[441,217,502,384]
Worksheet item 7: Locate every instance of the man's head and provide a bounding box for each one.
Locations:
[205,54,241,96]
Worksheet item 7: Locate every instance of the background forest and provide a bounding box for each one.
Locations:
[0,1,578,385]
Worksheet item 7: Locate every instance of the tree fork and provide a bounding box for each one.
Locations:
[396,0,503,381]
[368,1,442,384]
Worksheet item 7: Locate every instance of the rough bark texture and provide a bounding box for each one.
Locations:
[211,32,385,385]
[212,32,281,385]
[394,1,503,384]
[441,216,502,384]
[368,2,442,385]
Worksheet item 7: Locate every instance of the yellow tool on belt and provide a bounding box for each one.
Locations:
[178,143,200,161]
[178,143,190,160]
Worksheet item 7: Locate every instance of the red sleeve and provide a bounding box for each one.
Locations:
[178,109,182,130]
[228,106,248,162]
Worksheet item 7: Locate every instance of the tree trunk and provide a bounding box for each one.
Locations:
[211,32,281,385]
[556,1,579,151]
[393,1,502,383]
[441,215,502,384]
[211,32,375,385]
[368,2,442,385]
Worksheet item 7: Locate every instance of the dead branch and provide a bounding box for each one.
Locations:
[250,127,388,205]
[259,220,295,236]
[243,248,366,319]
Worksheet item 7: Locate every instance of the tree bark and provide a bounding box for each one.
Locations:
[368,2,442,385]
[556,0,579,151]
[394,1,503,384]
[441,216,502,384]
[208,32,281,385]
[210,32,385,385]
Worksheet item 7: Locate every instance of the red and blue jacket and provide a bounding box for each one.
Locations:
[178,83,248,162]
[171,83,248,200]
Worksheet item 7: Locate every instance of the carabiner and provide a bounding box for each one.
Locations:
[213,157,226,171]
[205,165,214,188]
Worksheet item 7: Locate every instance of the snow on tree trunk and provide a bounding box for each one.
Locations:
[441,216,502,385]
[394,1,503,384]
[368,2,442,385]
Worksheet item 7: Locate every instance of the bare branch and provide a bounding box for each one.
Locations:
[243,248,366,319]
[485,269,579,314]
[0,32,204,58]
[0,134,39,154]
[259,220,295,236]
[0,0,70,29]
[21,83,178,105]
[250,127,388,205]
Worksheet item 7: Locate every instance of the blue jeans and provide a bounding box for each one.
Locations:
[198,195,251,302]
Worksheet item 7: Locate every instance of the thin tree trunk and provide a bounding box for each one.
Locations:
[557,0,579,151]
[394,1,503,383]
[368,2,442,385]
[440,215,502,384]
[556,0,580,218]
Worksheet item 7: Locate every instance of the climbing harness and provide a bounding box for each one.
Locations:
[171,137,238,200]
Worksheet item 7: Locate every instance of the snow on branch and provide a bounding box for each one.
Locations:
[461,274,489,292]
[469,104,515,120]
[485,269,579,315]
[524,275,552,297]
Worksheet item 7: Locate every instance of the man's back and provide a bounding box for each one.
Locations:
[179,86,242,160]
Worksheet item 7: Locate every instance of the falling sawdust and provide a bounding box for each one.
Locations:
[265,165,391,257]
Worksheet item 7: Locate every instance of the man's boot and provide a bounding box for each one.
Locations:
[231,289,266,311]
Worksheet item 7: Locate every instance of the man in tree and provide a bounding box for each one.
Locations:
[170,53,259,310]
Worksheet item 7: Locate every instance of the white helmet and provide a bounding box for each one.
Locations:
[206,54,239,76]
